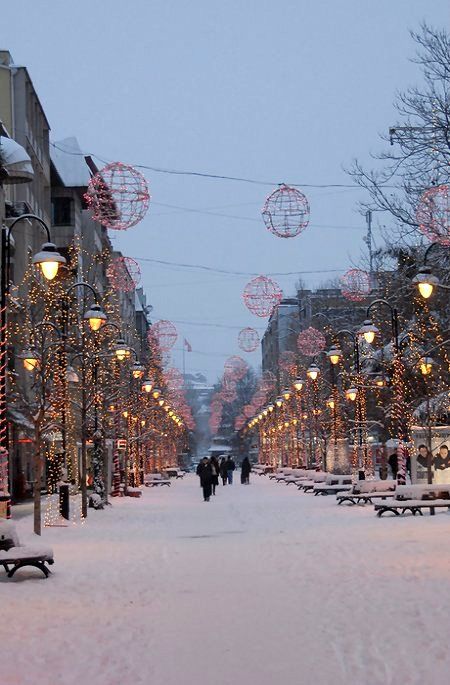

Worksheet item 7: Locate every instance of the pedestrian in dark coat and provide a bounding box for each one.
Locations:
[388,453,398,478]
[226,456,236,484]
[219,457,228,486]
[241,456,251,484]
[210,455,220,495]
[196,458,213,501]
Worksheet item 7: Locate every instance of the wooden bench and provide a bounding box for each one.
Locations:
[337,480,397,505]
[313,475,354,496]
[143,474,171,488]
[298,472,329,492]
[374,484,450,517]
[0,521,54,579]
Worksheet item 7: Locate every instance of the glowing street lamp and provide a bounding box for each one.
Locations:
[419,356,434,376]
[20,348,40,371]
[275,396,283,408]
[326,398,335,410]
[346,387,358,402]
[131,362,145,379]
[83,303,107,332]
[358,319,379,344]
[306,364,320,381]
[282,388,291,401]
[141,378,153,393]
[327,345,342,365]
[293,377,304,392]
[412,266,440,299]
[114,338,130,361]
[152,387,161,399]
[32,242,66,281]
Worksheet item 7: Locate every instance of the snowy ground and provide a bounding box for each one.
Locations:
[2,474,450,685]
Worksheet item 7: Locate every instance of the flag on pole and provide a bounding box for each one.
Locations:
[184,338,192,352]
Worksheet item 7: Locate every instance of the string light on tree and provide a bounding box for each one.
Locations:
[106,256,141,292]
[85,161,150,230]
[297,327,326,357]
[238,327,260,353]
[262,184,310,238]
[416,185,450,246]
[340,268,371,302]
[243,275,283,318]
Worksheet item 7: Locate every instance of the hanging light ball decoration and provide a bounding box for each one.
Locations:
[243,275,283,318]
[416,185,450,246]
[224,356,248,381]
[149,320,178,352]
[106,256,141,292]
[85,161,150,230]
[262,184,310,238]
[297,327,326,357]
[238,327,260,353]
[340,268,371,302]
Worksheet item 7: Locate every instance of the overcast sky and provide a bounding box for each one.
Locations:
[2,0,449,382]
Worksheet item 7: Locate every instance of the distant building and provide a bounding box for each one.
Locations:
[261,297,300,387]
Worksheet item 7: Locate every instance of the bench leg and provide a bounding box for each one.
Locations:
[8,560,50,578]
[377,507,400,517]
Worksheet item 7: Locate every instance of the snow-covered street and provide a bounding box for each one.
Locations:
[3,475,450,685]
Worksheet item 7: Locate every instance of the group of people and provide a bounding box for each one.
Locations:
[196,455,252,502]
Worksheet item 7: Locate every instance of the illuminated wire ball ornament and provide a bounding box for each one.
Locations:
[106,256,141,292]
[340,268,371,302]
[243,275,283,318]
[224,355,248,381]
[297,327,326,357]
[149,320,178,352]
[262,184,310,238]
[416,185,450,246]
[238,327,260,353]
[85,161,150,230]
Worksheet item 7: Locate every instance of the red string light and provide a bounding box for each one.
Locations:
[297,327,326,357]
[340,268,371,301]
[262,184,310,238]
[85,161,150,230]
[238,327,260,352]
[243,275,283,317]
[106,256,141,292]
[416,185,450,246]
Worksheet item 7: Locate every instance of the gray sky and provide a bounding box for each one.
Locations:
[2,0,449,382]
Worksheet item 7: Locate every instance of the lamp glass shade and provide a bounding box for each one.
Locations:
[413,268,439,299]
[358,319,379,344]
[141,379,153,393]
[32,242,66,281]
[307,365,320,380]
[327,346,342,365]
[346,388,358,401]
[419,357,434,376]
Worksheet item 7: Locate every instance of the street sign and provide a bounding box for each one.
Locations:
[117,439,127,450]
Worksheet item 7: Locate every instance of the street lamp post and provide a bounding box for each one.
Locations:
[360,299,409,484]
[412,242,450,300]
[0,214,65,500]
[334,330,367,475]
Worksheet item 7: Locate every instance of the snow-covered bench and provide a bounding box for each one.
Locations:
[298,472,329,492]
[0,521,54,579]
[337,479,397,505]
[143,474,171,488]
[164,468,184,479]
[313,475,353,496]
[374,484,450,517]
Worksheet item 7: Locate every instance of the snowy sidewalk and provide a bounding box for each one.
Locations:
[2,474,450,685]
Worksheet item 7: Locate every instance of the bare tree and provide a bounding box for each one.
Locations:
[348,23,450,243]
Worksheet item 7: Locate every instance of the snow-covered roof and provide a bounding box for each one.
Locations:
[50,137,91,188]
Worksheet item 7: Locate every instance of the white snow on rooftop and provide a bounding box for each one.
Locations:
[50,137,92,188]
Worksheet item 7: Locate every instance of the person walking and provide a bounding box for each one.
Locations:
[210,455,220,496]
[388,452,398,479]
[240,456,251,484]
[226,455,235,485]
[220,457,228,486]
[196,457,213,502]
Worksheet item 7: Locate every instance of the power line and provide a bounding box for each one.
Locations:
[50,141,394,190]
[132,256,345,277]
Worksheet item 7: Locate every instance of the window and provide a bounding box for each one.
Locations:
[52,197,72,226]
